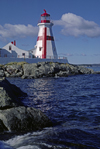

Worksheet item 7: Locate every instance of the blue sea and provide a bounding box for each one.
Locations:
[0,66,100,149]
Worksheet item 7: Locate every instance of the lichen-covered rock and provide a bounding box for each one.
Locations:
[4,64,23,77]
[0,106,52,132]
[0,77,26,109]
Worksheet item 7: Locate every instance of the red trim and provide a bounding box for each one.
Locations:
[37,36,43,41]
[42,27,47,59]
[41,9,50,17]
[41,13,50,17]
[41,20,50,23]
[14,40,16,46]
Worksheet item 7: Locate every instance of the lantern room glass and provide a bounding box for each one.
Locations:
[41,16,50,21]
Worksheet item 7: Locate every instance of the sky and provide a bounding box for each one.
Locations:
[0,0,100,64]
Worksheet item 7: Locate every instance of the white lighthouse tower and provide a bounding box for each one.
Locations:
[35,9,58,59]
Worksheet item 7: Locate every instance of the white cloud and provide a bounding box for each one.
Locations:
[0,24,38,40]
[54,13,100,37]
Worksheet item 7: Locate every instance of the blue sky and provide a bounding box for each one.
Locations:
[0,0,100,64]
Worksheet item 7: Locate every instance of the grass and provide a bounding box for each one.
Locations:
[5,61,28,66]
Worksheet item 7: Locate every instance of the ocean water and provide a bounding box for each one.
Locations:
[0,66,100,149]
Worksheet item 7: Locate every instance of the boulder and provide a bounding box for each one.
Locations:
[59,64,68,71]
[56,71,69,77]
[0,106,52,132]
[22,63,38,78]
[0,77,26,109]
[4,64,23,77]
[0,119,8,132]
[0,69,5,77]
[77,66,94,74]
[38,62,54,77]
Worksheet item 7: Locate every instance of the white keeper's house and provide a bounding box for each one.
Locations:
[0,40,32,58]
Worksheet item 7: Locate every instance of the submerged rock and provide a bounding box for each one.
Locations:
[0,106,52,132]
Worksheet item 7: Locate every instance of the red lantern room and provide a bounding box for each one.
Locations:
[41,9,50,23]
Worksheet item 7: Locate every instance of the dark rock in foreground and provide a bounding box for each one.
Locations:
[0,106,52,132]
[0,77,52,133]
[0,77,26,109]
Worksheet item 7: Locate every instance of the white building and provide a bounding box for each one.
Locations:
[31,10,58,59]
[0,11,68,63]
[0,41,32,58]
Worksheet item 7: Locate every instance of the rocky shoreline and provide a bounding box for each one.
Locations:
[0,62,99,134]
[0,61,99,79]
[0,77,52,134]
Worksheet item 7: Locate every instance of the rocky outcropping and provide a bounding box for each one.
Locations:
[0,77,52,133]
[0,61,98,79]
[22,62,95,79]
[0,77,26,109]
[0,106,52,132]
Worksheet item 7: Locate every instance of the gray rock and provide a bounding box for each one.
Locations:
[22,63,38,78]
[50,62,60,74]
[0,119,8,132]
[0,106,52,132]
[4,64,23,77]
[56,70,69,77]
[4,71,10,77]
[59,64,68,71]
[66,65,78,75]
[78,66,94,74]
[0,77,26,109]
[38,64,51,77]
[94,71,100,74]
[0,70,5,77]
[0,62,95,79]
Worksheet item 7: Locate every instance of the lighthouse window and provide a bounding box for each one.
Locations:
[39,47,42,51]
[9,46,11,50]
[22,53,25,56]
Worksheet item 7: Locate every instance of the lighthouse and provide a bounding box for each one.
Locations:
[35,9,58,59]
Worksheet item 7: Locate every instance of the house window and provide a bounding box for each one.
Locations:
[39,47,42,51]
[22,53,25,56]
[9,46,11,50]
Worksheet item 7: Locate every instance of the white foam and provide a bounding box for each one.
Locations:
[4,128,56,149]
[17,145,40,149]
[0,141,14,149]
